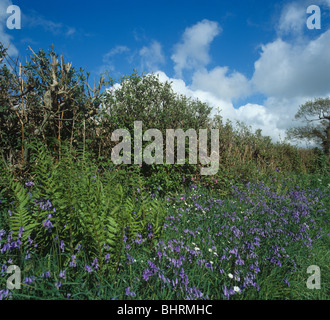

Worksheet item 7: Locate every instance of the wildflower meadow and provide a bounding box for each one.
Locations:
[0,147,329,300]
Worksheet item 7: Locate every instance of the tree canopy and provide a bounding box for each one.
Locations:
[287,97,330,156]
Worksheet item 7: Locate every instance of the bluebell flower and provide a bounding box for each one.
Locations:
[70,255,77,267]
[24,277,33,285]
[224,285,229,300]
[59,270,65,279]
[25,181,35,187]
[125,287,136,297]
[0,289,12,300]
[42,271,51,278]
[91,257,99,269]
[25,251,31,260]
[60,240,65,252]
[42,215,53,232]
[76,243,81,253]
[85,265,93,273]
[142,269,152,281]
[18,227,24,238]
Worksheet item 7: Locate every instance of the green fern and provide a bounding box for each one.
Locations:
[55,145,122,272]
[8,178,37,245]
[2,141,167,275]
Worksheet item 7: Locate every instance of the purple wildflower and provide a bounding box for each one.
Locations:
[18,227,24,239]
[42,214,53,232]
[60,240,65,252]
[25,181,35,187]
[76,243,81,253]
[59,270,65,279]
[24,277,34,285]
[142,269,152,281]
[70,255,77,267]
[125,287,136,297]
[42,271,51,278]
[91,257,99,269]
[223,285,229,300]
[85,265,93,273]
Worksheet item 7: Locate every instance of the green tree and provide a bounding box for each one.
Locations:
[287,97,330,156]
[99,71,212,157]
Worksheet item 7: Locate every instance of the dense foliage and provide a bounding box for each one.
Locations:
[0,43,327,188]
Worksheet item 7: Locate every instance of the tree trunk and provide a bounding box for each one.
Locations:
[325,122,330,156]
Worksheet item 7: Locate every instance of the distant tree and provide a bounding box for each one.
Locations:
[287,97,330,156]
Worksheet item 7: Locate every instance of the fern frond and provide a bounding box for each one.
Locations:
[8,178,36,245]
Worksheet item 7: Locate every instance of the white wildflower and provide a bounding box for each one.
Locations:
[234,286,241,292]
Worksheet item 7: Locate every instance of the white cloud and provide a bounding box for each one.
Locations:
[277,0,330,38]
[23,9,78,38]
[155,71,229,114]
[154,70,287,141]
[247,1,330,142]
[171,19,221,77]
[0,26,18,56]
[154,13,330,144]
[191,66,251,102]
[153,65,330,143]
[66,27,76,37]
[99,45,130,73]
[235,103,285,140]
[103,45,130,59]
[105,6,330,146]
[0,0,10,20]
[28,17,63,34]
[277,2,306,36]
[139,40,165,72]
[252,30,330,99]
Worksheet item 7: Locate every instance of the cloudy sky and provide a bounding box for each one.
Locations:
[1,0,330,144]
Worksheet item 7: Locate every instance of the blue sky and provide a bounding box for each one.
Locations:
[1,0,330,143]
